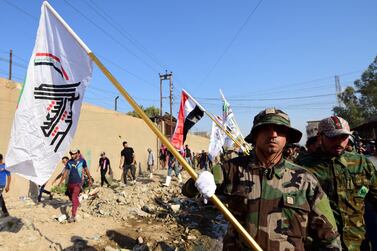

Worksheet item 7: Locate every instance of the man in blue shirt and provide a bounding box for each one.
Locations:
[0,154,11,217]
[58,149,92,222]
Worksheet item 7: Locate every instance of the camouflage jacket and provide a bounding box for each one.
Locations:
[183,152,341,250]
[296,149,377,251]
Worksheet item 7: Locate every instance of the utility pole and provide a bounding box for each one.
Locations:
[8,49,13,80]
[335,75,342,107]
[114,96,119,111]
[159,71,173,135]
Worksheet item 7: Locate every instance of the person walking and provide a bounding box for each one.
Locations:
[98,152,111,187]
[163,150,182,186]
[297,116,377,251]
[159,145,167,169]
[183,108,341,250]
[184,145,193,167]
[119,141,136,185]
[58,149,92,223]
[0,154,11,217]
[147,148,154,179]
[52,156,69,185]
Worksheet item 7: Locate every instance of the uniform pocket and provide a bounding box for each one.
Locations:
[281,193,310,238]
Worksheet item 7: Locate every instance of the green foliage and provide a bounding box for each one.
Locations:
[51,184,67,194]
[333,56,377,128]
[126,105,160,118]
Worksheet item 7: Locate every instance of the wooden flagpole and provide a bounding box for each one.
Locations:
[43,2,262,250]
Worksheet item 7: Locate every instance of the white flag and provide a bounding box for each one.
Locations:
[5,2,92,185]
[220,90,243,149]
[208,117,225,159]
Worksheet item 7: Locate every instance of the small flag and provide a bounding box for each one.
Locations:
[171,90,204,150]
[220,90,244,149]
[5,2,93,185]
[208,117,226,159]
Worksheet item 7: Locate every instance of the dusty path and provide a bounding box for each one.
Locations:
[0,170,226,250]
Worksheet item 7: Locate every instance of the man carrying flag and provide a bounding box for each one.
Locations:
[5,2,93,185]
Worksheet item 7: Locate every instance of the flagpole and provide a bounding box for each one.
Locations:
[219,89,252,153]
[183,89,249,154]
[43,2,261,250]
[89,53,261,251]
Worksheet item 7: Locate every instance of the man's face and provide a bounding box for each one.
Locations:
[62,158,68,165]
[71,152,79,160]
[254,124,287,156]
[320,134,349,156]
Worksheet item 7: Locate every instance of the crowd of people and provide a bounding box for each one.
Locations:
[182,108,377,251]
[0,107,376,251]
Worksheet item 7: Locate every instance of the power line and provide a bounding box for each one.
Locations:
[84,0,167,70]
[2,0,38,21]
[229,70,362,98]
[196,93,335,101]
[199,0,264,86]
[63,0,160,74]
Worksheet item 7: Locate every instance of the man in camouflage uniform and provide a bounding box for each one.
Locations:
[183,108,341,250]
[296,116,377,251]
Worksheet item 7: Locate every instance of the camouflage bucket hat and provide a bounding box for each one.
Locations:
[244,108,302,143]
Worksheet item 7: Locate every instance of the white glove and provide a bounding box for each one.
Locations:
[195,171,216,203]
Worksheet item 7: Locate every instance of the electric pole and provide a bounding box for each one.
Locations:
[159,71,173,135]
[8,49,13,80]
[335,75,342,107]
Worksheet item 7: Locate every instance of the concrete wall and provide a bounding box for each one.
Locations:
[0,78,209,198]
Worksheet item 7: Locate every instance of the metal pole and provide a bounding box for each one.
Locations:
[8,49,13,80]
[169,72,173,136]
[114,96,119,111]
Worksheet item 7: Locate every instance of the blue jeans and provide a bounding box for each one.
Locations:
[168,165,180,177]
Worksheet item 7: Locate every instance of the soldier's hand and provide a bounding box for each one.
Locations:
[5,186,10,193]
[195,171,216,204]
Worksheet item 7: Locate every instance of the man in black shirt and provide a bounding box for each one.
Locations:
[98,152,111,187]
[119,141,136,185]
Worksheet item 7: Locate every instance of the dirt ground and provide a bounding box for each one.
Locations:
[0,169,227,251]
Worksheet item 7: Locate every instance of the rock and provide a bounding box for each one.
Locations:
[136,236,144,244]
[57,214,67,223]
[141,205,154,214]
[133,244,149,251]
[105,246,118,251]
[170,204,180,213]
[187,235,196,240]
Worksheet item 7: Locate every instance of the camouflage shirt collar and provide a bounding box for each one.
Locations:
[314,149,348,166]
[249,150,285,179]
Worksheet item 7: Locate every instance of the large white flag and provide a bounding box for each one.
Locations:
[5,2,92,185]
[208,117,225,159]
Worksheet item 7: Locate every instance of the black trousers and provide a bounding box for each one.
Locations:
[0,188,8,214]
[123,164,136,184]
[100,170,109,186]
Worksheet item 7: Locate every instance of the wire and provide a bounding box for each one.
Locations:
[199,0,264,86]
[84,0,167,70]
[2,0,39,21]
[63,0,160,74]
[196,93,335,101]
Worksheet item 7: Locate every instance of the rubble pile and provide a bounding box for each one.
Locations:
[80,177,184,221]
[79,175,227,250]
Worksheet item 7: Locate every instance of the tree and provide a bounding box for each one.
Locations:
[333,56,377,128]
[126,105,160,118]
